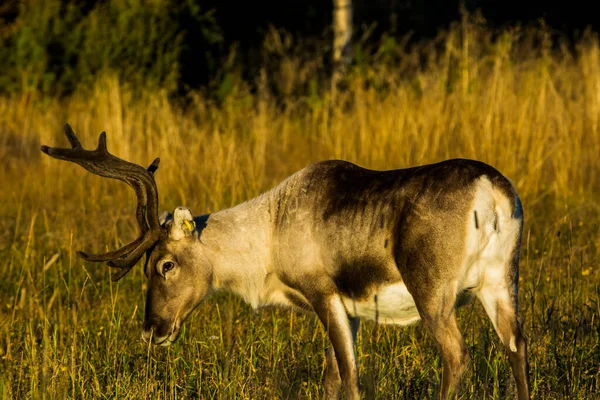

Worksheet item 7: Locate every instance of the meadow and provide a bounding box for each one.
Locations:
[1,17,600,399]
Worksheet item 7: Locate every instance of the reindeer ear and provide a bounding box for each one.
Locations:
[169,207,195,240]
[159,210,172,226]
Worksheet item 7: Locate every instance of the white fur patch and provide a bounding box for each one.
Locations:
[509,335,517,352]
[466,177,522,350]
[341,281,421,325]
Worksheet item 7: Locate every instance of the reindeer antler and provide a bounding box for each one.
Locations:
[41,123,163,281]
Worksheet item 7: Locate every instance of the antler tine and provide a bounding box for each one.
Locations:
[41,123,163,280]
[137,159,161,229]
[110,266,133,282]
[63,123,83,149]
[97,131,108,154]
[77,236,145,262]
[106,230,162,281]
[147,158,160,175]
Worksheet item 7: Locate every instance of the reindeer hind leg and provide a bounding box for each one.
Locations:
[415,289,470,400]
[476,261,529,400]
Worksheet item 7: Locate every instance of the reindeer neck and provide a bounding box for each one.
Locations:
[198,194,274,308]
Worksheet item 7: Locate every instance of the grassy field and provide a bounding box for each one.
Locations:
[1,22,600,399]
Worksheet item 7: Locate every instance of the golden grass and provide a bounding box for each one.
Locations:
[1,21,599,398]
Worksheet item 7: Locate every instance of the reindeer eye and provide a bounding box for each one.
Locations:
[162,261,175,274]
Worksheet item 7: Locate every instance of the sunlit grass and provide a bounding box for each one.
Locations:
[1,20,600,399]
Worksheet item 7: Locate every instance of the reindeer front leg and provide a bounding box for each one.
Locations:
[313,295,360,400]
[324,316,360,399]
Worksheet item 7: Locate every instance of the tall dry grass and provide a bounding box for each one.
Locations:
[1,20,599,398]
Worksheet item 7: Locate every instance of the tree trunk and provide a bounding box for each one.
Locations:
[332,0,353,98]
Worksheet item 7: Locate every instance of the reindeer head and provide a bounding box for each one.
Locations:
[42,124,212,346]
[141,207,213,345]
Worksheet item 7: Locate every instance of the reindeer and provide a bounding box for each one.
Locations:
[41,124,529,399]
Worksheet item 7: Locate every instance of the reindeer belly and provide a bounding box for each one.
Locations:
[340,281,421,325]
